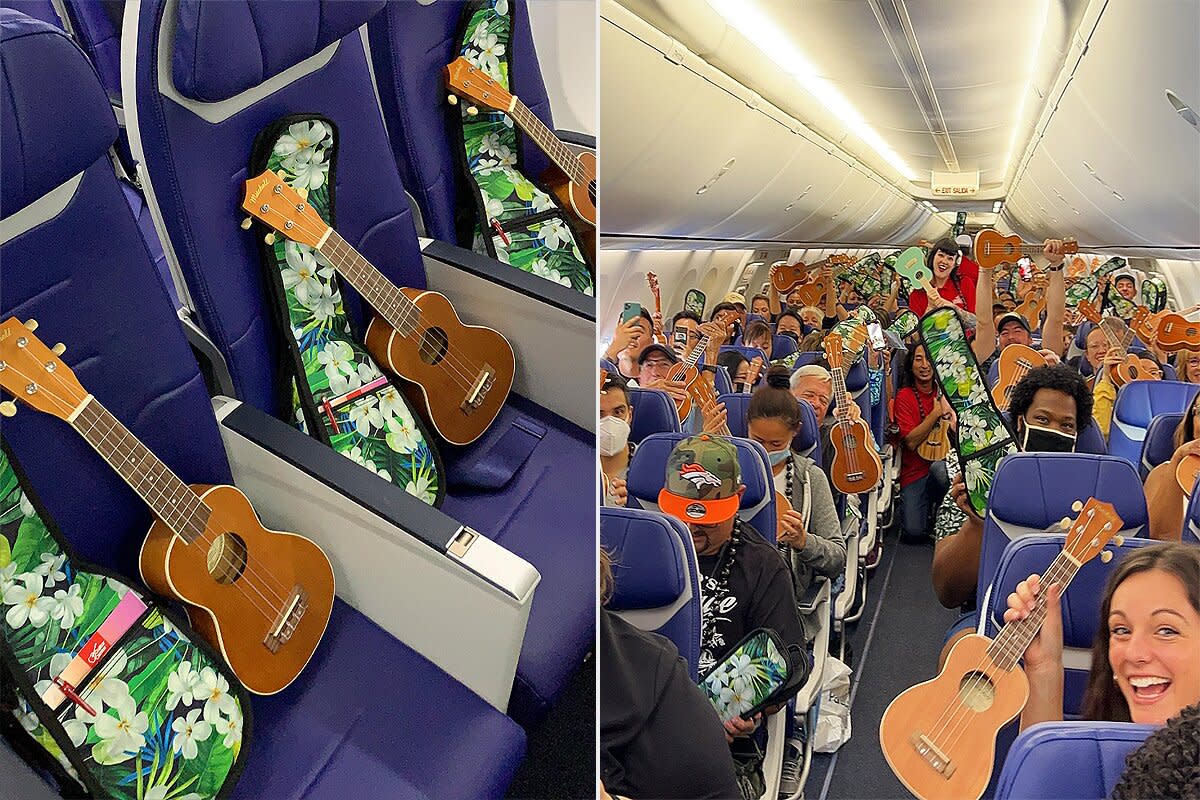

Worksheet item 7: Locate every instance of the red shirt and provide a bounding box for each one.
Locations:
[906,257,979,317]
[894,386,938,488]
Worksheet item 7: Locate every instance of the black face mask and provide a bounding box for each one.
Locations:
[779,330,799,344]
[1019,419,1077,453]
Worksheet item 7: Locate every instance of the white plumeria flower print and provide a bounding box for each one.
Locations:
[531,259,570,288]
[5,573,53,628]
[18,490,34,518]
[495,145,517,167]
[479,133,505,158]
[287,149,329,191]
[494,0,509,17]
[964,460,986,493]
[273,121,328,161]
[967,382,988,406]
[46,582,84,630]
[348,396,384,436]
[470,20,492,48]
[0,563,18,599]
[303,282,340,325]
[538,219,571,251]
[484,196,505,221]
[171,708,212,760]
[475,34,506,77]
[197,666,237,721]
[209,704,243,749]
[91,695,149,765]
[33,553,67,587]
[377,386,407,420]
[385,411,421,454]
[357,360,382,385]
[317,341,356,390]
[531,192,554,213]
[283,242,332,306]
[166,660,201,711]
[405,474,438,505]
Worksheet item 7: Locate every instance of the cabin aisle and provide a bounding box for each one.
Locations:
[806,527,960,799]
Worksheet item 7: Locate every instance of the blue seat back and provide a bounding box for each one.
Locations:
[719,393,752,439]
[0,0,59,26]
[719,344,769,377]
[994,722,1154,800]
[1139,412,1183,480]
[60,0,122,98]
[0,10,232,579]
[980,454,1147,614]
[366,1,553,243]
[986,535,1154,713]
[771,334,797,361]
[718,393,819,464]
[628,387,681,443]
[1109,381,1200,466]
[714,364,732,396]
[627,433,777,543]
[128,0,424,416]
[601,507,701,680]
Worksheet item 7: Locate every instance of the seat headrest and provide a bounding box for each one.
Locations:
[0,9,118,217]
[171,0,387,102]
[995,721,1155,800]
[602,508,688,611]
[627,433,771,519]
[989,453,1148,530]
[1141,412,1184,477]
[628,387,680,444]
[1114,380,1200,427]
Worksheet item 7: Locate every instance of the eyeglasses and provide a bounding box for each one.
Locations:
[642,359,673,369]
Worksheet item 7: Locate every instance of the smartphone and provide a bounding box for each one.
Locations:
[672,327,689,351]
[1017,257,1033,281]
[867,322,885,351]
[684,289,707,319]
[620,301,642,326]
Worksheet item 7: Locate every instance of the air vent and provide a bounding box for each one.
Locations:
[696,158,736,195]
[785,185,814,212]
[1166,89,1199,129]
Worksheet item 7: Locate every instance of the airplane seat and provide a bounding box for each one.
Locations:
[1139,412,1183,480]
[998,411,1106,455]
[716,393,820,466]
[1184,483,1200,543]
[986,357,1001,388]
[718,392,752,438]
[790,351,822,372]
[59,0,121,96]
[714,364,732,395]
[720,344,769,371]
[600,506,701,680]
[986,534,1154,713]
[771,333,797,361]
[627,432,777,544]
[0,0,58,26]
[600,356,618,374]
[125,0,594,726]
[1161,363,1178,381]
[364,0,559,245]
[792,398,821,465]
[0,11,526,798]
[978,453,1148,629]
[993,721,1154,800]
[1109,380,1200,466]
[628,387,681,443]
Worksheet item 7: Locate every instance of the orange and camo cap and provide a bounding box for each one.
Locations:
[658,434,742,524]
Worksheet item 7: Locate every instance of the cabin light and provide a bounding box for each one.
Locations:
[785,184,814,212]
[696,158,737,195]
[992,201,1003,213]
[1166,89,1200,129]
[706,0,916,181]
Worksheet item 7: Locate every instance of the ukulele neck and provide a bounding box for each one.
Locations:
[986,549,1080,671]
[70,398,211,545]
[830,363,851,421]
[508,98,586,184]
[319,230,421,336]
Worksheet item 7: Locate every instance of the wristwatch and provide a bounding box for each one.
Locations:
[701,364,718,373]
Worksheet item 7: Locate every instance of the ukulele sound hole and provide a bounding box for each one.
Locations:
[957,670,996,712]
[206,532,248,584]
[418,327,449,366]
[588,180,597,204]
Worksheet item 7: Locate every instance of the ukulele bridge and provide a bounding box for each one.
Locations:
[264,584,308,653]
[461,363,496,414]
[908,732,957,779]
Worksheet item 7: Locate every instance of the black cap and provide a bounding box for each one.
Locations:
[1113,273,1136,284]
[638,343,680,365]
[996,312,1032,334]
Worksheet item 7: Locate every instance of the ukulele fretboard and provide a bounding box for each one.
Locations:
[509,100,587,185]
[318,230,421,338]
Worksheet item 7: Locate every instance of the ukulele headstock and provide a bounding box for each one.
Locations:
[0,318,85,421]
[1076,299,1103,325]
[1062,497,1124,565]
[241,170,330,249]
[1129,306,1157,343]
[828,254,852,267]
[823,333,844,370]
[445,56,514,114]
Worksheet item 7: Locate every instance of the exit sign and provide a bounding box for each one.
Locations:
[931,171,979,197]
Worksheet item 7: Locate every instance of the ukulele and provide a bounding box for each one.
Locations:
[743,356,765,390]
[916,391,953,462]
[822,334,882,495]
[242,171,514,445]
[771,254,852,300]
[1014,288,1046,332]
[892,246,933,293]
[647,272,663,343]
[1157,311,1200,352]
[973,229,1078,269]
[1077,300,1159,386]
[445,57,596,230]
[1177,455,1200,496]
[991,345,1046,412]
[880,497,1124,800]
[665,329,713,422]
[0,319,335,695]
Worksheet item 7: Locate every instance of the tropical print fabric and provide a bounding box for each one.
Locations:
[1065,274,1098,307]
[920,308,1017,517]
[699,630,788,724]
[458,0,594,296]
[0,447,244,799]
[262,118,442,507]
[838,253,887,298]
[888,309,919,341]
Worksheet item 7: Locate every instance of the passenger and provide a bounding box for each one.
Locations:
[1112,272,1139,301]
[768,262,840,328]
[600,372,634,508]
[931,365,1093,666]
[722,292,748,329]
[775,310,805,342]
[640,339,729,435]
[604,306,654,381]
[742,319,773,361]
[710,301,743,343]
[789,364,863,502]
[893,344,954,544]
[1069,326,1109,380]
[904,238,977,321]
[972,240,1068,375]
[1003,542,1199,729]
[668,310,702,360]
[1088,347,1133,438]
[747,367,847,643]
[1177,349,1200,384]
[637,343,687,406]
[656,434,806,741]
[599,550,740,800]
[1143,393,1200,541]
[718,351,751,393]
[797,306,824,331]
[750,294,771,318]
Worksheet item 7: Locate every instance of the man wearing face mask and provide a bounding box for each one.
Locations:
[930,365,1093,667]
[600,372,635,507]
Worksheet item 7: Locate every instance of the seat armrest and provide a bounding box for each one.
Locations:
[798,575,830,616]
[211,396,539,711]
[555,130,595,150]
[420,238,595,430]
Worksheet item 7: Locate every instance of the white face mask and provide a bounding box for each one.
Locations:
[598,415,632,457]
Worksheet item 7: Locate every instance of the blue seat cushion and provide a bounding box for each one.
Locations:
[995,721,1154,800]
[1139,412,1183,479]
[233,599,525,800]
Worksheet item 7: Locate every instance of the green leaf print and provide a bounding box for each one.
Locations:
[11,513,55,574]
[0,535,10,569]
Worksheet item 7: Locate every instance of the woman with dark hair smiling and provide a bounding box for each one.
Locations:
[1143,392,1200,540]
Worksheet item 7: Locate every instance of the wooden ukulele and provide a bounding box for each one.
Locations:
[1177,455,1200,496]
[880,497,1123,800]
[771,254,851,300]
[445,57,595,232]
[916,392,953,462]
[0,319,334,695]
[1077,300,1159,386]
[991,345,1046,412]
[822,334,882,494]
[1157,311,1200,352]
[243,171,514,445]
[973,229,1078,269]
[1014,288,1046,332]
[743,355,765,389]
[647,272,663,343]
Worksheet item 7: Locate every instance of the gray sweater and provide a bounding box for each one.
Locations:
[777,453,847,642]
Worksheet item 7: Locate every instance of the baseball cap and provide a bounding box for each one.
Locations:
[996,312,1031,334]
[638,343,679,365]
[658,434,742,524]
[723,291,747,308]
[1113,272,1136,284]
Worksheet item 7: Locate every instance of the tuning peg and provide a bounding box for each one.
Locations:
[51,343,66,356]
[1059,517,1073,531]
[1113,535,1125,547]
[0,401,15,417]
[296,187,309,201]
[275,170,288,181]
[1071,499,1083,512]
[240,217,253,230]
[466,106,478,116]
[1100,550,1113,564]
[23,319,37,332]
[447,94,458,106]
[264,233,276,245]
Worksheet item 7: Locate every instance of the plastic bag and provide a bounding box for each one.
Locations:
[813,656,852,753]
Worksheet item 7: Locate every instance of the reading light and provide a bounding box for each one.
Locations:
[993,200,1003,213]
[706,0,916,182]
